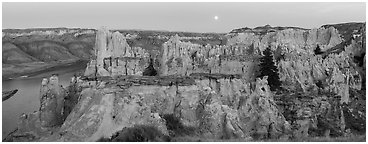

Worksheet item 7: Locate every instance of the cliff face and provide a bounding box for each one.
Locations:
[84,28,150,77]
[278,52,362,103]
[7,74,290,141]
[39,75,67,127]
[4,23,365,142]
[227,27,342,54]
[160,34,257,82]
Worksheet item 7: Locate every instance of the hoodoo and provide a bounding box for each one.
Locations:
[4,23,365,142]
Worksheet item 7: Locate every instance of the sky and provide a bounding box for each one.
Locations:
[2,2,366,33]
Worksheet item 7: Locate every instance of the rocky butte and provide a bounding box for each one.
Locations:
[4,23,365,142]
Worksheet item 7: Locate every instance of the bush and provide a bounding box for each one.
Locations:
[97,125,169,142]
[314,45,323,55]
[143,58,157,76]
[162,114,197,137]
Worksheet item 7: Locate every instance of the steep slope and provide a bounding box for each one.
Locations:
[2,42,39,63]
[19,41,79,62]
[66,42,93,59]
[322,22,365,40]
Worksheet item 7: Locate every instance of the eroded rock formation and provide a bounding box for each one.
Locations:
[7,73,291,141]
[160,35,257,81]
[84,27,150,77]
[39,75,67,127]
[5,24,365,142]
[277,48,362,104]
[226,26,342,54]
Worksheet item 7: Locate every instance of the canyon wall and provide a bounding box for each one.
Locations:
[4,23,365,142]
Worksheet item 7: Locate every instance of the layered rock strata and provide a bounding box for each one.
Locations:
[277,50,362,104]
[84,28,150,77]
[226,26,342,54]
[7,74,290,141]
[160,35,258,81]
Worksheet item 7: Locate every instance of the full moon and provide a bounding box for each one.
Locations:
[214,16,219,20]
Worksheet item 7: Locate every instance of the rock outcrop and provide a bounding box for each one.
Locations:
[277,48,362,104]
[39,75,67,127]
[226,26,342,54]
[84,27,150,77]
[2,89,18,101]
[160,35,257,81]
[3,75,68,142]
[6,74,290,141]
[275,90,343,138]
[62,75,83,120]
[4,24,365,142]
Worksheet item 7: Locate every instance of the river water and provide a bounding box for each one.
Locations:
[2,62,87,138]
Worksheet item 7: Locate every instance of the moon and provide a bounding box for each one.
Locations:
[214,16,219,20]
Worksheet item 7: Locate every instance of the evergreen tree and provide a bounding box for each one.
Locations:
[143,58,157,76]
[314,44,323,55]
[257,46,282,91]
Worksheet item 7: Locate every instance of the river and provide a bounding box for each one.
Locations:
[2,61,87,138]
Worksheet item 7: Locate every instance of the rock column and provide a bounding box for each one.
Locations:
[39,75,66,127]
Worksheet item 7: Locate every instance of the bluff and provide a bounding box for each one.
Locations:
[226,26,342,54]
[5,28,287,141]
[4,23,366,141]
[84,28,150,77]
[160,34,258,82]
[5,74,291,141]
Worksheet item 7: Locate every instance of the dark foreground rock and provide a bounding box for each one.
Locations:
[2,89,18,101]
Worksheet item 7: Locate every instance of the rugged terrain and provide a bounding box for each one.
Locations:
[2,22,366,142]
[2,28,226,79]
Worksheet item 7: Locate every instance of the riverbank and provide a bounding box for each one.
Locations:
[2,61,88,138]
[2,59,89,81]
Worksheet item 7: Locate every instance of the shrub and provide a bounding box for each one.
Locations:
[314,45,323,55]
[143,58,157,76]
[162,114,197,137]
[96,125,169,142]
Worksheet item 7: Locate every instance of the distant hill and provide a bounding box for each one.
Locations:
[229,24,309,34]
[322,22,366,40]
[2,22,365,65]
[2,42,39,64]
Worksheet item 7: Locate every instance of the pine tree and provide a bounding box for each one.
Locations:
[257,46,282,91]
[143,58,157,76]
[314,44,323,55]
